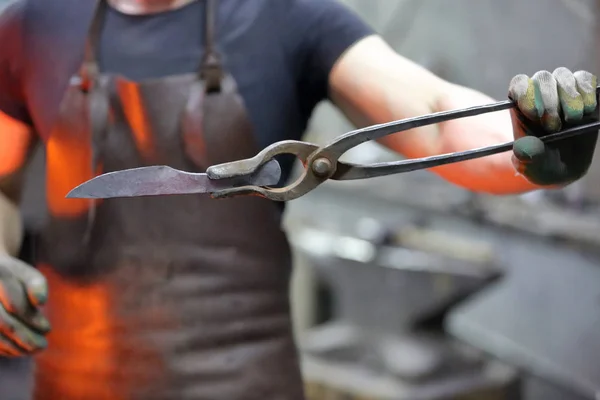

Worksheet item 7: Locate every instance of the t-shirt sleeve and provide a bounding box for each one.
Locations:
[290,0,375,103]
[0,1,31,125]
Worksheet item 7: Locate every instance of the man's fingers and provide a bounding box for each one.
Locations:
[508,74,539,122]
[532,70,562,132]
[0,278,30,315]
[0,334,22,356]
[512,136,546,163]
[512,137,570,185]
[509,68,598,185]
[574,70,597,115]
[0,256,48,307]
[26,312,51,334]
[553,67,584,122]
[0,304,48,353]
[0,279,50,334]
[509,72,562,132]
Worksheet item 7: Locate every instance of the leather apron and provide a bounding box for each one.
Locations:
[33,1,304,399]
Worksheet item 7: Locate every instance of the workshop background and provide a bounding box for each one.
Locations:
[287,1,600,400]
[2,0,600,399]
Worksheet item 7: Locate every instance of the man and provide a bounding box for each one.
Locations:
[0,0,596,399]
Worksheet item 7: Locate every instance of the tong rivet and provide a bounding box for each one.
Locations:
[311,157,333,177]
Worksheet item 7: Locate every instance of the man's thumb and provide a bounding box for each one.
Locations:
[512,136,546,162]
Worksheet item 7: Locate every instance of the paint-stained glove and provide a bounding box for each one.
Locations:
[0,255,50,356]
[509,68,598,186]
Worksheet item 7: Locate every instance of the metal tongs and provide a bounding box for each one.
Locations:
[67,88,600,201]
[205,87,600,201]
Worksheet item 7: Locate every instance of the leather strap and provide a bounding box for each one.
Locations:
[199,0,224,92]
[78,0,107,91]
[84,81,111,243]
[78,0,224,92]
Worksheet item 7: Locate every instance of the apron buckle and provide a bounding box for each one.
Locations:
[200,54,223,93]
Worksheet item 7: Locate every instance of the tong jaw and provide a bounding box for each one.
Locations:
[206,140,330,201]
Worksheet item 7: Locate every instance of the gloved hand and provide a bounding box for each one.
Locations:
[0,254,50,356]
[509,68,598,186]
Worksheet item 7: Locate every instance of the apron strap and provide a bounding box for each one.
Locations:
[75,0,109,242]
[199,0,224,92]
[78,0,223,91]
[78,0,107,91]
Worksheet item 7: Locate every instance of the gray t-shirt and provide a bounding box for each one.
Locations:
[0,0,373,178]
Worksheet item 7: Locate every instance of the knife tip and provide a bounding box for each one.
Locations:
[65,191,82,199]
[66,185,92,199]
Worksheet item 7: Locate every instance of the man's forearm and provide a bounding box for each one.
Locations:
[334,75,538,194]
[0,189,23,257]
[423,84,541,194]
[329,36,540,194]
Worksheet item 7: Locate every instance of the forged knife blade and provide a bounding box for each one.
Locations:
[66,159,282,199]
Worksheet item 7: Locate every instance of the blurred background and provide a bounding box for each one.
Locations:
[4,0,600,399]
[286,1,600,399]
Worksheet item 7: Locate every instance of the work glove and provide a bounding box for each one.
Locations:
[0,254,50,356]
[509,68,598,186]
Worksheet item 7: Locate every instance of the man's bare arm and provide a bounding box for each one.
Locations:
[0,110,37,257]
[329,35,539,194]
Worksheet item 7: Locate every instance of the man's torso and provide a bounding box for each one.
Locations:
[24,0,318,168]
[23,1,312,399]
[1,0,372,398]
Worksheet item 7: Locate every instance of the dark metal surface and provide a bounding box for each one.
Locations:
[291,222,517,399]
[446,247,600,400]
[285,173,600,399]
[66,158,281,199]
[301,323,521,400]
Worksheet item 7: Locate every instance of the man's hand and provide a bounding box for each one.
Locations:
[0,255,50,356]
[509,68,598,186]
[330,36,596,193]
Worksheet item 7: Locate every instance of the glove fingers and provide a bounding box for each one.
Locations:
[532,70,562,132]
[573,70,597,115]
[0,304,48,354]
[0,334,22,356]
[508,72,563,133]
[553,67,584,122]
[0,277,30,316]
[0,278,50,334]
[509,69,598,185]
[508,74,539,122]
[0,256,48,307]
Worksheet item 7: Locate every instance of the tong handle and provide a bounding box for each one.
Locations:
[330,120,600,181]
[321,101,516,161]
[319,85,600,162]
[325,85,600,180]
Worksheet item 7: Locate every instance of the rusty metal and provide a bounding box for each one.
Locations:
[66,159,281,199]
